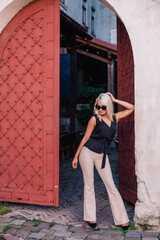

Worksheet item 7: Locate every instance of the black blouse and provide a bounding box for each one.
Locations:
[84,115,116,169]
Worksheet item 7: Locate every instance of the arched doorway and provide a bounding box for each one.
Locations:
[0,0,136,207]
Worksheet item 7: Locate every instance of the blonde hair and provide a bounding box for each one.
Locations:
[94,93,114,121]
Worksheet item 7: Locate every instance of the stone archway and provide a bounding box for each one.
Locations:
[1,0,160,227]
[0,0,33,33]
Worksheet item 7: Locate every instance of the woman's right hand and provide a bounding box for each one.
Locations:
[71,116,96,170]
[72,157,78,169]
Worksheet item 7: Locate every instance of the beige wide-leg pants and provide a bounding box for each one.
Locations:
[79,146,129,225]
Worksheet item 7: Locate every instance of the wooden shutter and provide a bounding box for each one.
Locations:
[0,0,60,206]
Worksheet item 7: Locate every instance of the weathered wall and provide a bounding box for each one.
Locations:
[100,0,160,227]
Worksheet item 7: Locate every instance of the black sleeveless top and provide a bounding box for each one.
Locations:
[84,115,116,169]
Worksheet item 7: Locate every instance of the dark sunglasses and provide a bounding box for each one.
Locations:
[95,105,107,110]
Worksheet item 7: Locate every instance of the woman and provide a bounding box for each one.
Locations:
[72,92,134,230]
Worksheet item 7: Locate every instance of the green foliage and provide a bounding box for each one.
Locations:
[0,202,12,215]
[67,224,73,230]
[79,84,105,101]
[109,227,121,231]
[77,83,105,125]
[3,224,12,233]
[49,221,55,228]
[33,223,39,227]
[140,223,154,231]
[128,222,136,230]
[32,219,43,227]
[109,223,137,236]
[32,218,43,223]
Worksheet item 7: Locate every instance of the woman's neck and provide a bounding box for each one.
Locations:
[101,114,110,121]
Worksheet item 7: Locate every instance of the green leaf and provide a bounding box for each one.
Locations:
[77,84,105,125]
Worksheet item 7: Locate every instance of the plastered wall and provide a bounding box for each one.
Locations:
[0,0,33,33]
[100,0,160,227]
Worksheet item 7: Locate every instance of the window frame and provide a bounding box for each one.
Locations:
[91,7,95,34]
[82,0,87,26]
[60,0,65,4]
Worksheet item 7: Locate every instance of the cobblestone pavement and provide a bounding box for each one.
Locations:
[0,145,160,239]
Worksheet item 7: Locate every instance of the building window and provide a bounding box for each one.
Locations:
[82,0,87,26]
[60,0,67,10]
[60,0,65,4]
[91,7,95,34]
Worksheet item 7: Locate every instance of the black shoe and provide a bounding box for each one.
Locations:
[121,225,129,230]
[86,221,97,228]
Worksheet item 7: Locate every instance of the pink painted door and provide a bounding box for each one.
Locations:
[117,18,137,204]
[0,0,60,206]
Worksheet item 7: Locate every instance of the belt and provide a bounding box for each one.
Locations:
[101,139,111,169]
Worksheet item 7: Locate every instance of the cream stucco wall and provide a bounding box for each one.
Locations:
[100,0,160,227]
[0,0,33,33]
[0,0,160,227]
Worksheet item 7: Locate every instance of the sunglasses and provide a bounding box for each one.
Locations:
[95,105,107,110]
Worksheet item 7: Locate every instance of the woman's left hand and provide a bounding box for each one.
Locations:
[106,92,116,102]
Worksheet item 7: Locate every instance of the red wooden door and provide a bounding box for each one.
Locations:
[0,0,60,206]
[117,18,137,204]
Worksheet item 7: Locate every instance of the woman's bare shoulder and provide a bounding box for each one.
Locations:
[89,115,97,125]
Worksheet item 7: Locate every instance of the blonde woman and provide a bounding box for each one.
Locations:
[72,92,134,229]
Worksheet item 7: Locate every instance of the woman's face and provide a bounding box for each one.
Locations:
[96,100,107,116]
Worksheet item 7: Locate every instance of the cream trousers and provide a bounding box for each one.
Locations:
[79,146,129,225]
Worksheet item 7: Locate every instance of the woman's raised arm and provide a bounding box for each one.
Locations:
[106,92,134,123]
